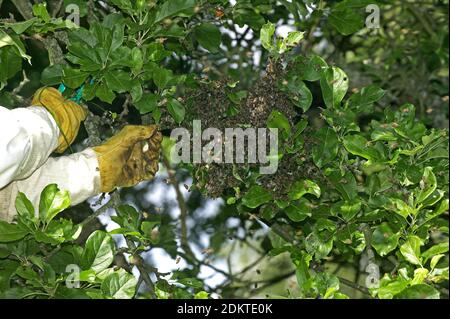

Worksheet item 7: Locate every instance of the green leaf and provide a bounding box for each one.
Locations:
[68,27,97,48]
[348,85,385,112]
[267,110,291,137]
[167,98,185,123]
[0,30,32,64]
[110,22,125,51]
[312,127,339,168]
[283,31,305,50]
[195,23,221,53]
[0,221,28,242]
[411,268,429,285]
[422,243,449,262]
[41,64,63,85]
[104,71,132,93]
[395,284,440,299]
[288,179,321,201]
[96,82,116,103]
[154,0,196,24]
[371,129,397,142]
[242,185,272,209]
[279,76,312,112]
[34,229,62,245]
[400,236,423,266]
[430,254,444,270]
[416,167,437,204]
[115,205,140,229]
[285,198,312,222]
[233,7,265,30]
[378,282,408,299]
[82,81,97,101]
[329,8,364,36]
[372,223,400,256]
[146,43,171,62]
[0,46,22,82]
[62,66,89,89]
[338,199,362,221]
[388,198,416,219]
[130,82,143,102]
[152,108,162,124]
[294,55,328,81]
[38,184,71,224]
[227,90,247,104]
[295,253,312,288]
[32,3,51,22]
[101,269,137,299]
[130,47,143,74]
[5,18,38,34]
[0,259,19,290]
[135,93,159,114]
[293,80,312,112]
[194,291,209,299]
[343,134,381,161]
[153,67,172,89]
[67,41,100,66]
[320,66,348,108]
[109,0,133,13]
[15,192,35,222]
[421,189,444,208]
[141,220,160,239]
[260,22,275,51]
[305,232,333,260]
[326,169,358,201]
[81,230,115,273]
[0,248,11,260]
[178,277,204,288]
[427,198,448,221]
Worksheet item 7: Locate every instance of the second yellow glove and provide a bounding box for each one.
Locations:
[93,125,162,193]
[32,87,87,153]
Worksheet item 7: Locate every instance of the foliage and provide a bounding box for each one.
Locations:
[0,186,209,298]
[0,0,448,299]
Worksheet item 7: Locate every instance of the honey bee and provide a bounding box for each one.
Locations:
[215,8,225,19]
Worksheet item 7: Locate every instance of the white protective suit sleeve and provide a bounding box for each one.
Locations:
[0,105,101,222]
[0,105,60,188]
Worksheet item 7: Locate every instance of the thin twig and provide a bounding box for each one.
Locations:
[11,0,34,20]
[51,0,64,18]
[79,191,120,227]
[162,156,195,260]
[12,70,30,96]
[235,254,265,277]
[125,238,157,299]
[246,271,295,296]
[119,94,131,120]
[338,276,371,297]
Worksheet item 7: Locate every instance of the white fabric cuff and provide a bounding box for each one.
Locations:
[0,148,101,221]
[0,106,59,188]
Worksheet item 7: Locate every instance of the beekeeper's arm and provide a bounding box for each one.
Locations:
[0,87,88,189]
[0,88,162,221]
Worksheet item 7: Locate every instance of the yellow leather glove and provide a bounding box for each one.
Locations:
[32,87,87,153]
[93,125,162,193]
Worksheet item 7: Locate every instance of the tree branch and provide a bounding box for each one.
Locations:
[338,276,371,297]
[11,0,34,20]
[125,238,157,299]
[79,191,121,227]
[12,70,30,96]
[50,0,64,18]
[162,157,195,260]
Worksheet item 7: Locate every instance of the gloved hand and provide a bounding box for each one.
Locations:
[93,125,162,193]
[32,87,87,153]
